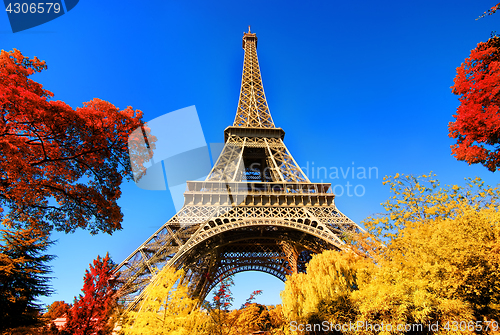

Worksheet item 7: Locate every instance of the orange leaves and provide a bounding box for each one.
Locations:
[477,2,500,19]
[0,49,147,234]
[449,37,500,171]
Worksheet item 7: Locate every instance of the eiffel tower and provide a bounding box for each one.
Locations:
[115,28,364,309]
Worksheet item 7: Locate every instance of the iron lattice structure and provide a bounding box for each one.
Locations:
[115,29,364,309]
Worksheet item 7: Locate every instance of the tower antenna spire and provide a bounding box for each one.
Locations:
[234,29,275,127]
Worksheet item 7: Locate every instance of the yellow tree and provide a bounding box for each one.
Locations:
[229,303,273,334]
[363,173,500,240]
[44,301,71,321]
[355,207,500,334]
[355,174,500,334]
[220,303,290,335]
[267,305,291,335]
[227,304,260,335]
[281,249,373,331]
[120,267,207,335]
[281,174,500,334]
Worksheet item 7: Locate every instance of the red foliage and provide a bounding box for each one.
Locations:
[242,290,263,308]
[210,276,234,311]
[0,49,150,234]
[449,37,500,171]
[477,2,500,19]
[64,253,117,335]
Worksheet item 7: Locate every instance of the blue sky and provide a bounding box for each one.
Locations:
[2,0,499,308]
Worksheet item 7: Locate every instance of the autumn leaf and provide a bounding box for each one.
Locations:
[449,37,500,172]
[64,253,117,335]
[0,49,153,234]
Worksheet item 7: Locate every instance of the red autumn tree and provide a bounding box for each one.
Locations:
[204,276,237,335]
[477,2,500,19]
[0,49,152,234]
[64,253,117,335]
[241,289,263,309]
[204,274,264,335]
[449,36,500,171]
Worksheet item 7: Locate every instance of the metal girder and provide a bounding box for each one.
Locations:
[114,29,364,311]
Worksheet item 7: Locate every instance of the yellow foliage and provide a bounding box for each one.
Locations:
[230,304,291,335]
[267,304,292,334]
[354,202,500,334]
[281,249,374,326]
[202,303,288,335]
[230,303,266,334]
[281,174,500,334]
[120,267,207,335]
[363,173,500,240]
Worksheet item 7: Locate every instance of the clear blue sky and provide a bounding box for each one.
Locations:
[2,0,499,308]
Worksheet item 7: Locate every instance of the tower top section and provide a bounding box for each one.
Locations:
[232,29,275,128]
[242,26,257,49]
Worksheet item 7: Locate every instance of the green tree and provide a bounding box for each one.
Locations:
[0,223,54,331]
